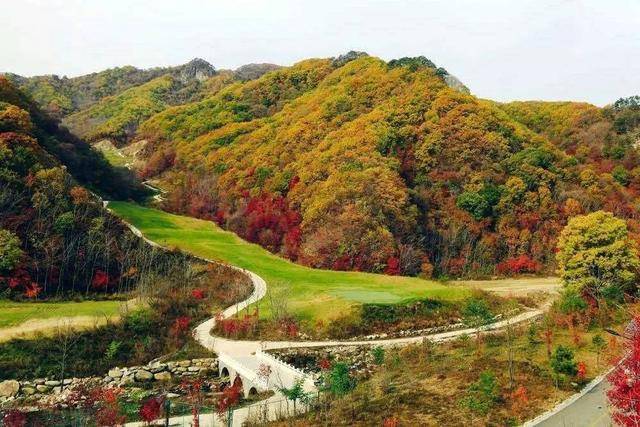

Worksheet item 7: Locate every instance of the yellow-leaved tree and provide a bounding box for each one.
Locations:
[556,211,640,296]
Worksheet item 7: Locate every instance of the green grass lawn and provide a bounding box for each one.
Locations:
[109,202,472,321]
[0,299,125,328]
[92,139,135,168]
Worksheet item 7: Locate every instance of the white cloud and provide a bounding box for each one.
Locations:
[1,0,638,105]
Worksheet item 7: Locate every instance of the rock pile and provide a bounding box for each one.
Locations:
[0,358,217,405]
[271,346,377,378]
[103,358,217,386]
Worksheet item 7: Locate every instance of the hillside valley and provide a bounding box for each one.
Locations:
[1,49,640,427]
[51,52,640,283]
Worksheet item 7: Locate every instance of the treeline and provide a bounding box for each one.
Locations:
[0,76,163,298]
[4,58,217,119]
[6,59,282,145]
[130,55,640,279]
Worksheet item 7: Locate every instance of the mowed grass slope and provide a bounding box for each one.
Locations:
[0,300,124,329]
[109,202,471,320]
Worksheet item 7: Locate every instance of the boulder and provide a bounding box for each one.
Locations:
[154,371,172,382]
[36,385,50,393]
[187,366,200,372]
[45,380,61,387]
[177,360,191,367]
[0,380,19,397]
[134,370,153,382]
[149,363,167,374]
[108,368,123,378]
[22,386,36,396]
[120,375,135,386]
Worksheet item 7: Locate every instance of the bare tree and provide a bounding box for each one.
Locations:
[55,320,80,391]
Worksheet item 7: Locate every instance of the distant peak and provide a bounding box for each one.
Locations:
[186,57,213,67]
[178,58,216,83]
[234,63,282,80]
[332,51,369,67]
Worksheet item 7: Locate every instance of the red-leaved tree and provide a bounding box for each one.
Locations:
[139,396,164,424]
[217,381,242,418]
[181,378,204,427]
[91,387,126,426]
[608,317,640,426]
[2,410,26,427]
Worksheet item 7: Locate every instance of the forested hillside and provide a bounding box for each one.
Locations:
[4,59,281,144]
[8,52,638,280]
[62,75,188,143]
[3,58,216,119]
[120,53,640,279]
[0,76,172,298]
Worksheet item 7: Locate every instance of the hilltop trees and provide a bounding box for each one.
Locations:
[556,211,639,295]
[125,56,640,279]
[16,51,640,280]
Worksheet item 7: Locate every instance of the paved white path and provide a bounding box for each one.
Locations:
[113,208,555,426]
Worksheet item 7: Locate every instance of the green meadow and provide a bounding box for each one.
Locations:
[109,202,472,321]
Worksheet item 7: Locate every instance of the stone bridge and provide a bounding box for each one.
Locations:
[217,349,315,398]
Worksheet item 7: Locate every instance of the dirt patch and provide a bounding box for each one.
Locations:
[0,315,115,343]
[458,277,561,296]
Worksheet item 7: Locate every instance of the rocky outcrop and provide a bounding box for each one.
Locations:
[177,58,216,83]
[332,51,369,67]
[0,358,217,405]
[444,73,470,94]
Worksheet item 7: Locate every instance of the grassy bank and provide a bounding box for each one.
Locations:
[109,202,474,321]
[0,299,126,329]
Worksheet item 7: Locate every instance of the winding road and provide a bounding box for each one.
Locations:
[113,206,612,426]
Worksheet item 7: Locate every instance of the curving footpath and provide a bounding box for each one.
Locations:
[112,206,553,426]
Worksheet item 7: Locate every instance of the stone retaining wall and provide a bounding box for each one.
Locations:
[0,358,217,404]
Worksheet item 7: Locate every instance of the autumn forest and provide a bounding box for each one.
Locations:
[2,46,640,426]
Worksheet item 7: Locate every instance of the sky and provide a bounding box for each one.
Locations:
[1,0,639,106]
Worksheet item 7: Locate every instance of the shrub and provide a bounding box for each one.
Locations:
[139,396,164,423]
[0,229,23,273]
[551,345,577,376]
[104,340,122,361]
[460,370,499,416]
[325,362,355,396]
[2,410,26,427]
[462,298,494,327]
[361,299,444,325]
[559,290,587,314]
[496,255,540,275]
[372,346,385,365]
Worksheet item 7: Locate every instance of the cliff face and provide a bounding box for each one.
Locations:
[176,58,216,83]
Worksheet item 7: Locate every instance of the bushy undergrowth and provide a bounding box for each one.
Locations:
[215,290,518,341]
[273,299,631,427]
[0,262,251,380]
